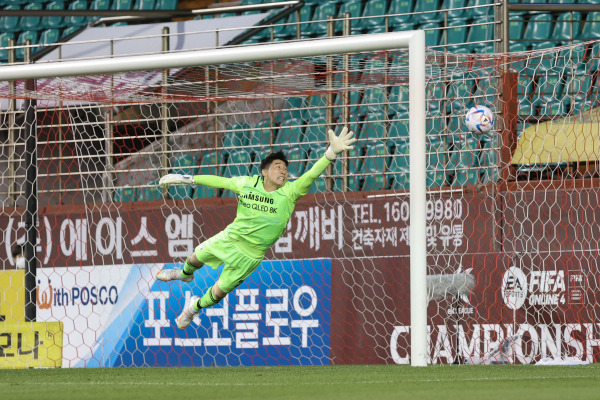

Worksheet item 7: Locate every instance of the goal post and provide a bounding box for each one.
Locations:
[0,32,429,367]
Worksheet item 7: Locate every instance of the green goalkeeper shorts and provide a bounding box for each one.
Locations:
[194,230,264,293]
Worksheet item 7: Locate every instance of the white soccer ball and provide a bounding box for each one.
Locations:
[465,105,495,134]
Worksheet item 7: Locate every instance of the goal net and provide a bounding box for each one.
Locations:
[1,35,599,368]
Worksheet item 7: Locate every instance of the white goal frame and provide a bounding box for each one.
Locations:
[0,31,428,366]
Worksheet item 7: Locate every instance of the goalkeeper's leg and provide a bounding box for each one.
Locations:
[156,253,203,283]
[176,281,228,329]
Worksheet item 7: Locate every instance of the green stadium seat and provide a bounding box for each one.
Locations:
[479,138,499,184]
[556,45,587,75]
[448,78,475,111]
[441,0,467,20]
[452,166,479,186]
[532,75,565,106]
[335,0,363,34]
[448,137,480,176]
[363,174,388,191]
[553,12,582,45]
[467,0,494,19]
[388,118,409,145]
[0,33,14,62]
[565,75,592,97]
[65,0,88,28]
[280,96,307,122]
[414,0,442,24]
[276,118,304,149]
[39,29,61,48]
[419,22,442,47]
[44,1,66,29]
[249,120,275,150]
[427,142,448,187]
[362,111,387,143]
[241,0,263,5]
[388,0,413,28]
[509,15,526,41]
[223,122,249,152]
[579,12,600,40]
[308,177,328,193]
[114,185,137,202]
[138,180,163,201]
[22,2,43,31]
[16,31,39,60]
[360,87,387,114]
[333,145,363,178]
[467,19,494,53]
[445,19,469,53]
[388,86,409,117]
[302,116,327,151]
[357,0,387,31]
[0,5,20,32]
[333,91,361,119]
[305,1,337,36]
[273,4,313,39]
[223,149,252,178]
[571,94,594,116]
[307,94,328,119]
[113,0,134,10]
[286,148,307,179]
[363,142,388,173]
[248,148,271,177]
[522,13,553,48]
[135,0,156,9]
[389,138,409,173]
[427,81,445,114]
[155,0,177,7]
[391,172,409,190]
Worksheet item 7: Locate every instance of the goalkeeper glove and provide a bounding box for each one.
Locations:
[325,127,357,161]
[159,174,194,189]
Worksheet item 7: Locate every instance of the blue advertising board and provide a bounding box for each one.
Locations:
[83,259,331,367]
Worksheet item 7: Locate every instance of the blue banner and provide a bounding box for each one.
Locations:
[112,259,331,367]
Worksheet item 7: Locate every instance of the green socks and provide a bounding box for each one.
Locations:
[196,286,222,310]
[180,260,200,279]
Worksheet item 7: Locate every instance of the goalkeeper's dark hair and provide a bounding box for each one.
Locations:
[260,150,288,171]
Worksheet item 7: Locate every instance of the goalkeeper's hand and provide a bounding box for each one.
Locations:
[325,127,357,161]
[158,174,194,189]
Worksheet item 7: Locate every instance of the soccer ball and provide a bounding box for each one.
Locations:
[465,105,494,134]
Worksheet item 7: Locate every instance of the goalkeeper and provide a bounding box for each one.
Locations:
[156,127,356,329]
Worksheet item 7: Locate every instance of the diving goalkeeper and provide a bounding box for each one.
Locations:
[156,127,356,329]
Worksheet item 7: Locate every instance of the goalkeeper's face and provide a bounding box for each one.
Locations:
[262,160,289,190]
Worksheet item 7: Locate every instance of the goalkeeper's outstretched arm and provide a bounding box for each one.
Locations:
[291,127,357,198]
[159,173,243,193]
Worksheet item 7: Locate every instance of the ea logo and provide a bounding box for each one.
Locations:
[501,267,527,310]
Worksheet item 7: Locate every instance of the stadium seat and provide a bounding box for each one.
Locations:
[305,2,337,36]
[388,85,409,117]
[21,2,43,31]
[532,75,565,106]
[362,111,387,143]
[138,180,163,201]
[388,0,413,28]
[0,5,20,32]
[552,12,582,45]
[479,137,499,184]
[445,19,469,53]
[363,174,388,191]
[414,0,442,24]
[427,142,448,187]
[44,1,66,29]
[389,137,409,173]
[357,0,387,32]
[223,149,252,178]
[302,116,327,151]
[467,19,494,53]
[333,145,363,178]
[467,0,494,19]
[308,177,329,193]
[135,0,156,9]
[307,94,328,119]
[333,91,361,120]
[335,0,362,34]
[539,99,568,118]
[509,15,526,41]
[565,75,592,97]
[249,120,276,150]
[363,142,389,173]
[388,118,409,145]
[579,12,600,40]
[448,78,475,112]
[448,137,479,174]
[114,185,137,202]
[16,31,39,60]
[113,0,133,10]
[441,0,467,20]
[419,23,442,47]
[248,147,271,177]
[0,33,13,62]
[276,118,304,149]
[280,96,307,122]
[65,0,88,28]
[522,13,553,49]
[223,122,249,152]
[286,147,307,179]
[360,87,387,114]
[39,29,61,47]
[155,0,177,9]
[273,4,314,39]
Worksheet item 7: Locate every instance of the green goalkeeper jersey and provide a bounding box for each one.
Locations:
[193,155,331,258]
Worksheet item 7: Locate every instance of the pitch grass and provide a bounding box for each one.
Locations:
[1,364,599,400]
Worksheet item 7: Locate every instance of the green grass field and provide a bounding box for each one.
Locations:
[1,364,599,400]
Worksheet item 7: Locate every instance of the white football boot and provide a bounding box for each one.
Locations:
[175,295,200,329]
[156,269,194,283]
